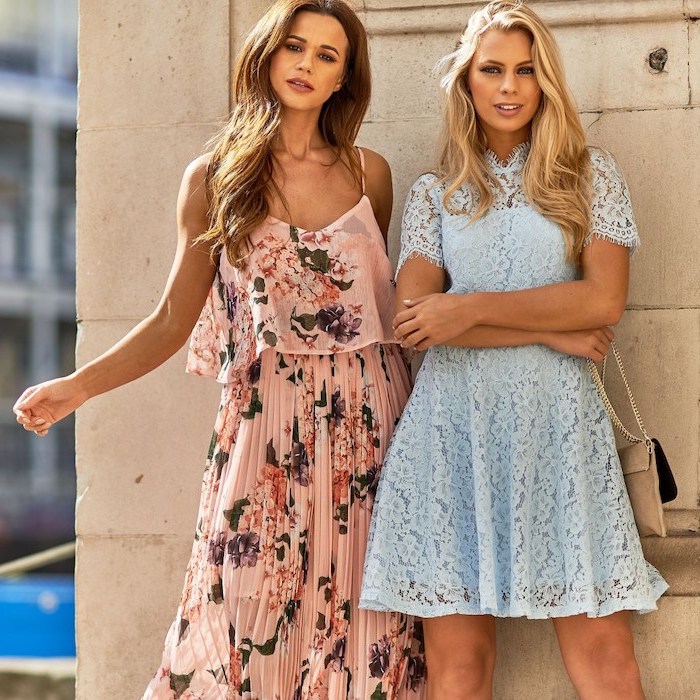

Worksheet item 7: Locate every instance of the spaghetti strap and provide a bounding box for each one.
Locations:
[356,146,366,194]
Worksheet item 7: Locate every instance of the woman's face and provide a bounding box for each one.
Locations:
[466,28,542,147]
[269,11,349,114]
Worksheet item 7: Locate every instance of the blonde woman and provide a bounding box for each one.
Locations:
[360,2,666,699]
[14,1,426,697]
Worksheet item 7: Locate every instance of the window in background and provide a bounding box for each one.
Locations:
[0,120,30,277]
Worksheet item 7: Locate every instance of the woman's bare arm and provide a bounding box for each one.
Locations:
[14,154,217,434]
[395,236,629,349]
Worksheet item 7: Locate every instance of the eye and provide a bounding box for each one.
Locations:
[319,53,336,63]
[285,43,302,52]
[518,66,535,75]
[480,65,500,74]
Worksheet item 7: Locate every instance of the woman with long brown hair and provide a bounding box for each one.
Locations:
[361,2,666,699]
[14,1,425,697]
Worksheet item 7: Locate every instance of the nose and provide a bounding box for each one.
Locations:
[296,52,313,74]
[499,71,517,94]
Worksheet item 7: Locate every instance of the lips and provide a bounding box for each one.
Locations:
[287,78,313,92]
[495,103,523,117]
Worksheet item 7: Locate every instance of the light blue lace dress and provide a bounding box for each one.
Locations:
[360,144,668,619]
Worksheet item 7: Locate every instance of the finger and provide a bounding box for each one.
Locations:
[603,326,615,341]
[393,308,417,328]
[400,329,428,349]
[14,385,41,412]
[402,294,432,308]
[394,318,422,340]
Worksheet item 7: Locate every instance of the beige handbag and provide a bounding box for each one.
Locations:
[587,341,677,537]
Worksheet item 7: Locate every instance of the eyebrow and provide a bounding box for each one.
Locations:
[287,34,340,56]
[478,59,533,67]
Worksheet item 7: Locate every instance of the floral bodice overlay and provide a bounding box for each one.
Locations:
[187,197,398,383]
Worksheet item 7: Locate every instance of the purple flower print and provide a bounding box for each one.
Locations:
[224,282,237,322]
[247,357,261,386]
[329,636,346,672]
[331,388,346,425]
[406,655,426,691]
[227,532,260,568]
[316,304,362,344]
[368,636,391,679]
[208,532,227,567]
[291,441,310,486]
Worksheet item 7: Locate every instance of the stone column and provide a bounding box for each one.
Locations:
[76,2,699,698]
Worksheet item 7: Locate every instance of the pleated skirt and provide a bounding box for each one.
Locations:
[142,343,426,700]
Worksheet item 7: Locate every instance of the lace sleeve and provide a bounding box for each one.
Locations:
[584,148,640,250]
[396,173,444,273]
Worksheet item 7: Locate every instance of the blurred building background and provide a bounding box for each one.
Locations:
[0,0,77,569]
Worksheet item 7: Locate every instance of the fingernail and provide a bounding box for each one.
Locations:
[34,419,46,425]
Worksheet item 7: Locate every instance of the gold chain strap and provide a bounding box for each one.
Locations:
[587,340,654,454]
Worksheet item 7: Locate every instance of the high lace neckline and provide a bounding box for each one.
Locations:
[484,141,530,171]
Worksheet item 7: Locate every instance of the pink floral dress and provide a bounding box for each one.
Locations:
[142,150,426,700]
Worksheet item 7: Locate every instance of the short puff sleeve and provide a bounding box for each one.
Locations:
[585,148,640,251]
[396,173,444,273]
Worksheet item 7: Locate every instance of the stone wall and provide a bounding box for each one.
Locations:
[76,1,699,698]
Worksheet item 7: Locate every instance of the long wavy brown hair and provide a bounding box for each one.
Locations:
[438,1,591,261]
[199,0,371,267]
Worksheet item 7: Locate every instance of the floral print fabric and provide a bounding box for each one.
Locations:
[143,345,426,700]
[187,197,398,384]
[360,145,668,620]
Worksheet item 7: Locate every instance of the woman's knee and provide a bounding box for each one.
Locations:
[428,643,497,695]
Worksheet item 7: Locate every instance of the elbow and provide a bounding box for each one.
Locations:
[598,298,627,326]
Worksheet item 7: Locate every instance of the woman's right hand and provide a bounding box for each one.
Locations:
[544,327,614,362]
[13,375,87,437]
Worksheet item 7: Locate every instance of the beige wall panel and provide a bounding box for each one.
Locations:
[75,320,220,537]
[75,535,193,699]
[79,1,229,128]
[691,20,700,105]
[232,0,275,59]
[76,123,220,321]
[368,32,452,121]
[606,310,700,511]
[493,596,700,699]
[556,20,688,111]
[359,118,441,263]
[586,107,700,309]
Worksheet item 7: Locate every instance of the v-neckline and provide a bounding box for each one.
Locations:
[267,194,369,233]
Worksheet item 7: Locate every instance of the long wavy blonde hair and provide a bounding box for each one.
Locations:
[439,0,591,261]
[199,0,370,267]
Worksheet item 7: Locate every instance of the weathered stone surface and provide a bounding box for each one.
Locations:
[79,1,229,128]
[587,107,700,309]
[643,532,700,596]
[76,123,220,321]
[75,535,192,699]
[75,320,220,537]
[556,20,689,111]
[690,20,700,105]
[368,32,452,122]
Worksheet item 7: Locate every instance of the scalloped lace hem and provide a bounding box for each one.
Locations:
[359,582,668,620]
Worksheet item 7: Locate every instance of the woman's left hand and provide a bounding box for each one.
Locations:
[393,293,476,351]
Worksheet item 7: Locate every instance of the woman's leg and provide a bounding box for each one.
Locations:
[553,611,645,700]
[422,614,496,700]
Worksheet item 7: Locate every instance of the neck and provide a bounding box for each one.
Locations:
[275,108,327,159]
[483,126,530,162]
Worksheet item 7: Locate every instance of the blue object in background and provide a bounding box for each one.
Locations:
[0,575,75,657]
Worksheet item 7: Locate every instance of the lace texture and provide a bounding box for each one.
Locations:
[360,147,665,619]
